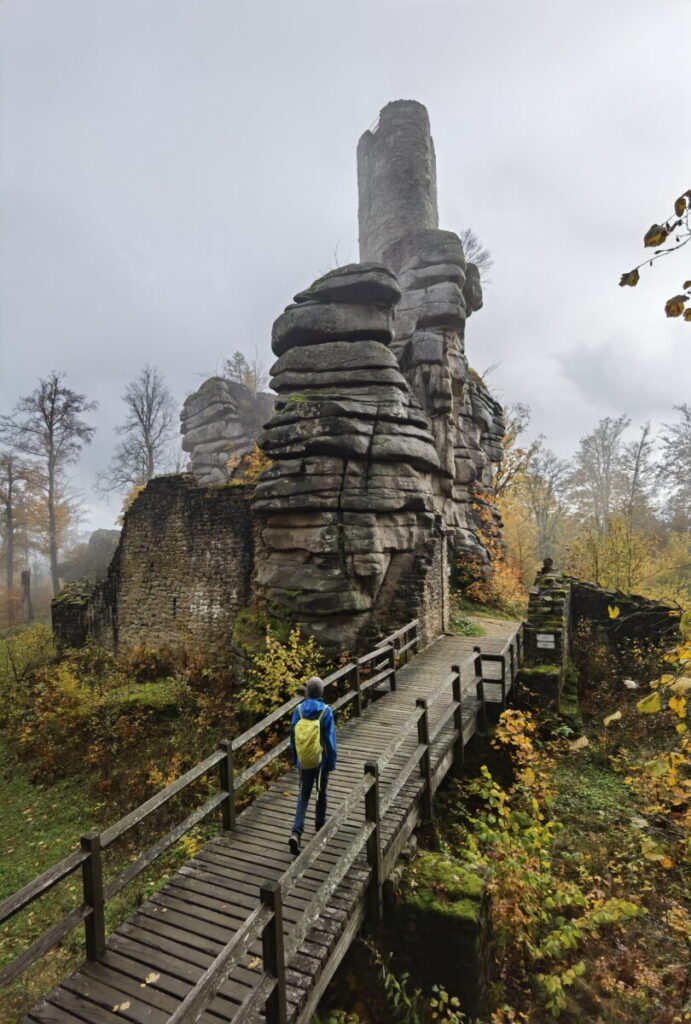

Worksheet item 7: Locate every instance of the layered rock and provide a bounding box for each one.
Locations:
[358,103,505,575]
[180,377,274,485]
[253,263,448,648]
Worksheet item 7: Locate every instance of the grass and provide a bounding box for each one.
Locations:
[448,608,485,637]
[452,593,522,622]
[0,737,220,1024]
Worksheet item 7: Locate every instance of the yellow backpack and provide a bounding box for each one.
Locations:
[294,705,325,769]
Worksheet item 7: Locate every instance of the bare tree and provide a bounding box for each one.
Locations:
[523,448,570,559]
[0,451,33,594]
[98,365,177,494]
[493,403,542,497]
[0,372,97,594]
[620,422,656,525]
[568,415,631,533]
[657,403,691,525]
[459,228,494,284]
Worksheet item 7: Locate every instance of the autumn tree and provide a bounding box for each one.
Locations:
[98,365,177,494]
[0,372,97,594]
[223,348,269,396]
[619,187,691,321]
[493,403,542,498]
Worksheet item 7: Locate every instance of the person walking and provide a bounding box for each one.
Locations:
[288,676,337,855]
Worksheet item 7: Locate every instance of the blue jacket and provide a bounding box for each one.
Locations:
[289,698,337,772]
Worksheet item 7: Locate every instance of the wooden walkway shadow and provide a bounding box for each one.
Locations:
[7,621,522,1024]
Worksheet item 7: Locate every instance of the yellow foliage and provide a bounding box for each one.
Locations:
[226,442,272,485]
[238,625,324,718]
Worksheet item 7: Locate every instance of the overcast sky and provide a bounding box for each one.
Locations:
[2,0,690,534]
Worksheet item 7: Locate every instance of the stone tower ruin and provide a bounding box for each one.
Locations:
[53,100,505,659]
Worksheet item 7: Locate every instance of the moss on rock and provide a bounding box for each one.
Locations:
[402,852,485,923]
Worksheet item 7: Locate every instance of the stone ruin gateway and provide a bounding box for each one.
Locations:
[53,100,507,658]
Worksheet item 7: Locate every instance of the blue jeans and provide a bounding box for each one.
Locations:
[291,767,328,836]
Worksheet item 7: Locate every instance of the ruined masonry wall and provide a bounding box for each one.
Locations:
[357,100,439,265]
[53,476,254,662]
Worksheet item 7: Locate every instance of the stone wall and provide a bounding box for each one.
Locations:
[52,476,255,662]
[518,561,682,705]
[520,559,570,705]
[569,577,681,664]
[357,100,439,265]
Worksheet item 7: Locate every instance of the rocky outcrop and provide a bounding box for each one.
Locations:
[358,103,505,576]
[253,263,448,649]
[180,377,274,485]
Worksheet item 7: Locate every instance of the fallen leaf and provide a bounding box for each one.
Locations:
[112,1002,131,1012]
[248,957,262,970]
[568,736,589,751]
[622,678,639,690]
[603,710,622,727]
[140,972,160,987]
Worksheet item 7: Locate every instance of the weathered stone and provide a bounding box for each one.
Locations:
[271,340,398,376]
[180,376,274,486]
[271,366,408,393]
[463,262,483,315]
[271,302,394,356]
[294,263,401,307]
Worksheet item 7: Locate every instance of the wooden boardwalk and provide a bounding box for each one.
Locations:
[12,622,521,1024]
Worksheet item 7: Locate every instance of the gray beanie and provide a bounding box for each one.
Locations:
[305,676,324,699]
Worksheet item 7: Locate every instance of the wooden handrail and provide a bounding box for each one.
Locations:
[0,848,88,926]
[0,617,425,996]
[165,901,273,1024]
[100,747,226,848]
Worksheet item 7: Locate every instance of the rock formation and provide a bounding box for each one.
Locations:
[253,263,448,647]
[358,101,505,574]
[180,377,274,485]
[53,100,507,659]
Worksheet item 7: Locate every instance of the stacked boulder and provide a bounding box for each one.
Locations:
[253,263,445,647]
[180,377,274,485]
[380,228,505,569]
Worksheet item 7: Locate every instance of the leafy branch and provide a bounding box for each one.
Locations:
[619,189,691,321]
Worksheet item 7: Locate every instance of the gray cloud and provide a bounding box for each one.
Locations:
[2,0,690,530]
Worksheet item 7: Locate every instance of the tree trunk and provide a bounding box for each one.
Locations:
[21,569,33,623]
[48,446,60,595]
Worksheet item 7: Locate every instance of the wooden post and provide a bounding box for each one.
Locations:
[260,881,288,1024]
[499,655,507,710]
[509,645,516,704]
[387,645,397,692]
[354,659,363,717]
[416,699,434,821]
[81,832,105,961]
[364,762,382,927]
[473,646,488,735]
[219,740,236,832]
[451,665,464,773]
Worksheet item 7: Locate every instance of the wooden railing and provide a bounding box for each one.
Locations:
[0,619,418,992]
[1,616,526,1023]
[166,621,525,1024]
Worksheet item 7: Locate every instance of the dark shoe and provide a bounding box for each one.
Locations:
[289,832,301,855]
[315,822,324,833]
